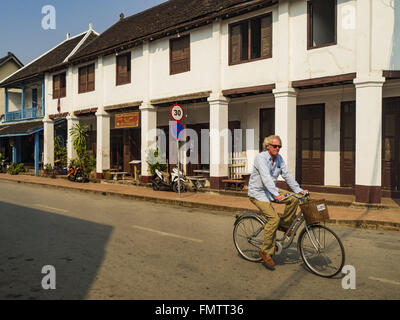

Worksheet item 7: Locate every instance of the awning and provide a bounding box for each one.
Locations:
[0,119,65,137]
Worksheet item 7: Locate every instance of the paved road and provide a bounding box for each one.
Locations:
[0,180,399,300]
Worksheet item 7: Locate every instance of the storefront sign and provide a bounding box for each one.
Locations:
[115,112,140,128]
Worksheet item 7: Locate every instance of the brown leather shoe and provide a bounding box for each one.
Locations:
[259,251,275,269]
[278,226,293,237]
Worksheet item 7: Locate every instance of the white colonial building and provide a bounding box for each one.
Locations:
[2,0,400,203]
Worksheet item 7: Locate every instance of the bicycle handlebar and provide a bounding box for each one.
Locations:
[274,191,310,203]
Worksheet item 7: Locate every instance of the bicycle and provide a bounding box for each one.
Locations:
[233,193,345,278]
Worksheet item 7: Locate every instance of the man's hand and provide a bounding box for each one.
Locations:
[300,190,309,196]
[274,194,286,202]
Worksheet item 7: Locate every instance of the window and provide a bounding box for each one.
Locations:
[116,52,131,85]
[170,35,190,75]
[307,0,337,49]
[78,64,95,94]
[53,72,66,99]
[229,13,272,65]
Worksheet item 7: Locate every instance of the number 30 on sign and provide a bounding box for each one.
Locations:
[170,104,184,121]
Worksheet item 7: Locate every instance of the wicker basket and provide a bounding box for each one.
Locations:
[300,199,330,225]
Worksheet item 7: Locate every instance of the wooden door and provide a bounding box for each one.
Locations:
[259,108,275,152]
[382,98,400,191]
[340,101,355,187]
[111,130,123,170]
[296,104,325,185]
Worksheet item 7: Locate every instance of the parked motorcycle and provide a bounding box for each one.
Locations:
[67,165,87,182]
[0,157,10,173]
[151,167,186,193]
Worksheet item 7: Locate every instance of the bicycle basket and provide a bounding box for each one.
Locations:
[300,199,330,225]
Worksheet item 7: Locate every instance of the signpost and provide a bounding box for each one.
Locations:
[170,104,184,197]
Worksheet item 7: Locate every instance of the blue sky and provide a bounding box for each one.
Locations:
[0,0,167,65]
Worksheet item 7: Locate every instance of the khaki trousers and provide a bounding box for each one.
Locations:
[249,189,300,256]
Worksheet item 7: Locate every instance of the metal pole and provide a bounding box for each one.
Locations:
[177,139,180,198]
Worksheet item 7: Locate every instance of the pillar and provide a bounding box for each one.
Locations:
[208,94,229,189]
[354,77,385,203]
[42,78,45,116]
[66,114,79,164]
[273,87,297,178]
[140,102,157,183]
[43,116,55,168]
[34,133,40,175]
[96,111,110,179]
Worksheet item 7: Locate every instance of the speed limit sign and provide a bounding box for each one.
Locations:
[170,104,184,121]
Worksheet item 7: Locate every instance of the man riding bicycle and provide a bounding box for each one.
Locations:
[248,135,308,269]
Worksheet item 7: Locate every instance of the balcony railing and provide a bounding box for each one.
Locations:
[5,108,44,122]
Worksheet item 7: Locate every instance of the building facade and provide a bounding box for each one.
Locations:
[2,0,400,203]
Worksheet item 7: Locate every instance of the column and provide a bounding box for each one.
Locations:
[273,87,297,177]
[208,94,229,189]
[34,133,40,175]
[16,137,22,163]
[66,114,79,164]
[21,85,25,113]
[11,139,16,163]
[96,110,110,179]
[140,102,157,183]
[43,116,55,168]
[5,88,8,120]
[353,0,385,203]
[354,77,385,203]
[42,78,45,116]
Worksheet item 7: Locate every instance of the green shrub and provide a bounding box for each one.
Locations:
[146,148,167,175]
[8,163,25,175]
[44,163,53,173]
[54,136,67,168]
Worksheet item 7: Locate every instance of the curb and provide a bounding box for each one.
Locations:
[1,176,399,231]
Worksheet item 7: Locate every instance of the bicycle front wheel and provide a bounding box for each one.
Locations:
[233,215,264,262]
[298,224,345,278]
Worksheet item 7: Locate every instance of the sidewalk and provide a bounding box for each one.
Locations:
[0,173,399,231]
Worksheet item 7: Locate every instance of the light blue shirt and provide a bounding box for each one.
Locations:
[248,151,303,202]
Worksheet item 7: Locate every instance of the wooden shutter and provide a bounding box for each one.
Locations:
[79,67,87,93]
[261,14,272,58]
[53,74,60,98]
[170,35,190,75]
[116,53,131,85]
[87,64,95,92]
[60,73,66,98]
[230,24,241,64]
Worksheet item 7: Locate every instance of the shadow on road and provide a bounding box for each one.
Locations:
[0,201,113,300]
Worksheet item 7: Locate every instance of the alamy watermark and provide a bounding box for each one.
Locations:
[42,5,56,30]
[146,122,255,166]
[41,265,56,290]
[341,265,356,290]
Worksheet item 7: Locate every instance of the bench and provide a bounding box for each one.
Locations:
[187,176,207,192]
[222,179,245,191]
[110,171,128,180]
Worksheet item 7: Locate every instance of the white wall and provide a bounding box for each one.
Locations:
[290,0,357,80]
[45,0,396,117]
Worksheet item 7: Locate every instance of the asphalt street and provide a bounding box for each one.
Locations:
[0,180,399,300]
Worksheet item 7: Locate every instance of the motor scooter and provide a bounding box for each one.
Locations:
[151,167,186,193]
[67,165,87,182]
[0,157,10,173]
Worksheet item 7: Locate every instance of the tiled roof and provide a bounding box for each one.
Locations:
[71,0,273,61]
[0,52,24,68]
[0,120,44,137]
[0,31,98,87]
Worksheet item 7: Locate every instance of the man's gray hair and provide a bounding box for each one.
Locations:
[263,135,282,151]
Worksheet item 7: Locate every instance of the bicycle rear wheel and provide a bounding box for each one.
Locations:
[233,215,264,262]
[298,224,345,278]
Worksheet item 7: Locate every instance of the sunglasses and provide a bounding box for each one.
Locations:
[269,144,282,149]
